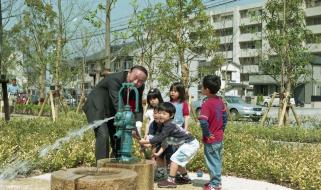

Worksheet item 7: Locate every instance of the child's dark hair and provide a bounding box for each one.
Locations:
[202,75,221,94]
[169,82,186,102]
[158,102,176,119]
[147,88,164,108]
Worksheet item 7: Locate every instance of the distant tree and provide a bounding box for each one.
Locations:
[260,0,313,126]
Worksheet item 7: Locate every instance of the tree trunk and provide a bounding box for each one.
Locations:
[278,82,292,127]
[39,64,46,100]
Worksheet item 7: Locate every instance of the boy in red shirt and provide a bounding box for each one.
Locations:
[198,75,228,190]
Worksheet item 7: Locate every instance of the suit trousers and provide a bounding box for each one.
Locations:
[94,119,121,161]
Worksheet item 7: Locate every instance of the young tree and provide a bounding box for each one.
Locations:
[154,0,220,90]
[84,0,118,78]
[128,0,163,88]
[10,0,57,100]
[260,0,313,126]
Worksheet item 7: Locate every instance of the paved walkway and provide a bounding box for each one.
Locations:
[0,172,292,190]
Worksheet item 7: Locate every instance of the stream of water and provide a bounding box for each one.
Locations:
[0,116,114,180]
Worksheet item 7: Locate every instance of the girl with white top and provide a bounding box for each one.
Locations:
[144,88,164,138]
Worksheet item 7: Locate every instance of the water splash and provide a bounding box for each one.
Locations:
[0,117,114,180]
[38,117,114,158]
[0,160,32,180]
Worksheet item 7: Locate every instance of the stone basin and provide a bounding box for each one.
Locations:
[51,167,137,190]
[97,158,154,190]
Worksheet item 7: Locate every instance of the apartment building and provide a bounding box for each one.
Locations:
[203,0,321,103]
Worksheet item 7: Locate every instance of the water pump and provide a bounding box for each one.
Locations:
[113,83,139,162]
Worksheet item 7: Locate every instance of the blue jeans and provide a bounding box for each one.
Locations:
[204,142,223,187]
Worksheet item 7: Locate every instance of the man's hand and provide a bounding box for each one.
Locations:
[135,121,143,137]
[139,139,149,145]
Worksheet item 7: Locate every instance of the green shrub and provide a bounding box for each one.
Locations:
[14,104,52,116]
[1,116,321,189]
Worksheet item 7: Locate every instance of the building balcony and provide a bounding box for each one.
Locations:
[240,49,260,57]
[305,6,321,17]
[249,74,277,85]
[213,20,233,29]
[239,32,262,42]
[307,24,321,33]
[219,36,234,44]
[239,17,261,26]
[308,43,321,53]
[242,65,259,73]
[215,51,233,59]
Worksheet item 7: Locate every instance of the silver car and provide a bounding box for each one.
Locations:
[225,96,263,121]
[192,95,264,121]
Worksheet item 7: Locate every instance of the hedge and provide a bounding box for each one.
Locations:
[1,114,321,189]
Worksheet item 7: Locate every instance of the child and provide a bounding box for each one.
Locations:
[144,88,164,138]
[146,106,174,181]
[198,75,228,190]
[139,102,199,188]
[169,82,190,131]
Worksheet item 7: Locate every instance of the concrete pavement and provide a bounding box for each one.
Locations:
[0,172,293,190]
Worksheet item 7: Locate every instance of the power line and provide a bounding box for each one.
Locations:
[70,0,239,41]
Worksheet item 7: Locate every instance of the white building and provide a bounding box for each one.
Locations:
[202,0,321,103]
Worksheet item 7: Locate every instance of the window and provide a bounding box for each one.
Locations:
[125,58,133,69]
[240,10,248,18]
[306,15,321,26]
[219,43,233,51]
[240,40,262,49]
[240,73,249,81]
[240,24,262,34]
[222,71,232,81]
[84,83,90,89]
[306,0,321,8]
[212,14,220,22]
[212,13,233,22]
[240,8,262,18]
[239,57,260,65]
[215,27,233,36]
[221,14,233,21]
[85,65,89,74]
[225,58,233,64]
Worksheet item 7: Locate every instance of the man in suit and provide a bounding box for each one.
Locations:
[83,65,148,161]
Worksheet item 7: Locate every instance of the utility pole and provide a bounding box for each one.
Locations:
[0,0,10,121]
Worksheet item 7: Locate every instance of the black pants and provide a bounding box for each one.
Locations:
[94,119,121,161]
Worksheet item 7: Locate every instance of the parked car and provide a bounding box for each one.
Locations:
[192,95,264,121]
[64,93,76,106]
[262,94,295,107]
[225,96,263,121]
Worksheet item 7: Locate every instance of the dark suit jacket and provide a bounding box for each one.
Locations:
[83,71,144,123]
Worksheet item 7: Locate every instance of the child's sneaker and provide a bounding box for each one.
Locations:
[154,167,167,181]
[203,183,221,190]
[158,178,177,188]
[175,175,192,184]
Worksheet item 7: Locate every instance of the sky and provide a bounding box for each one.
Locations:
[110,0,266,26]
